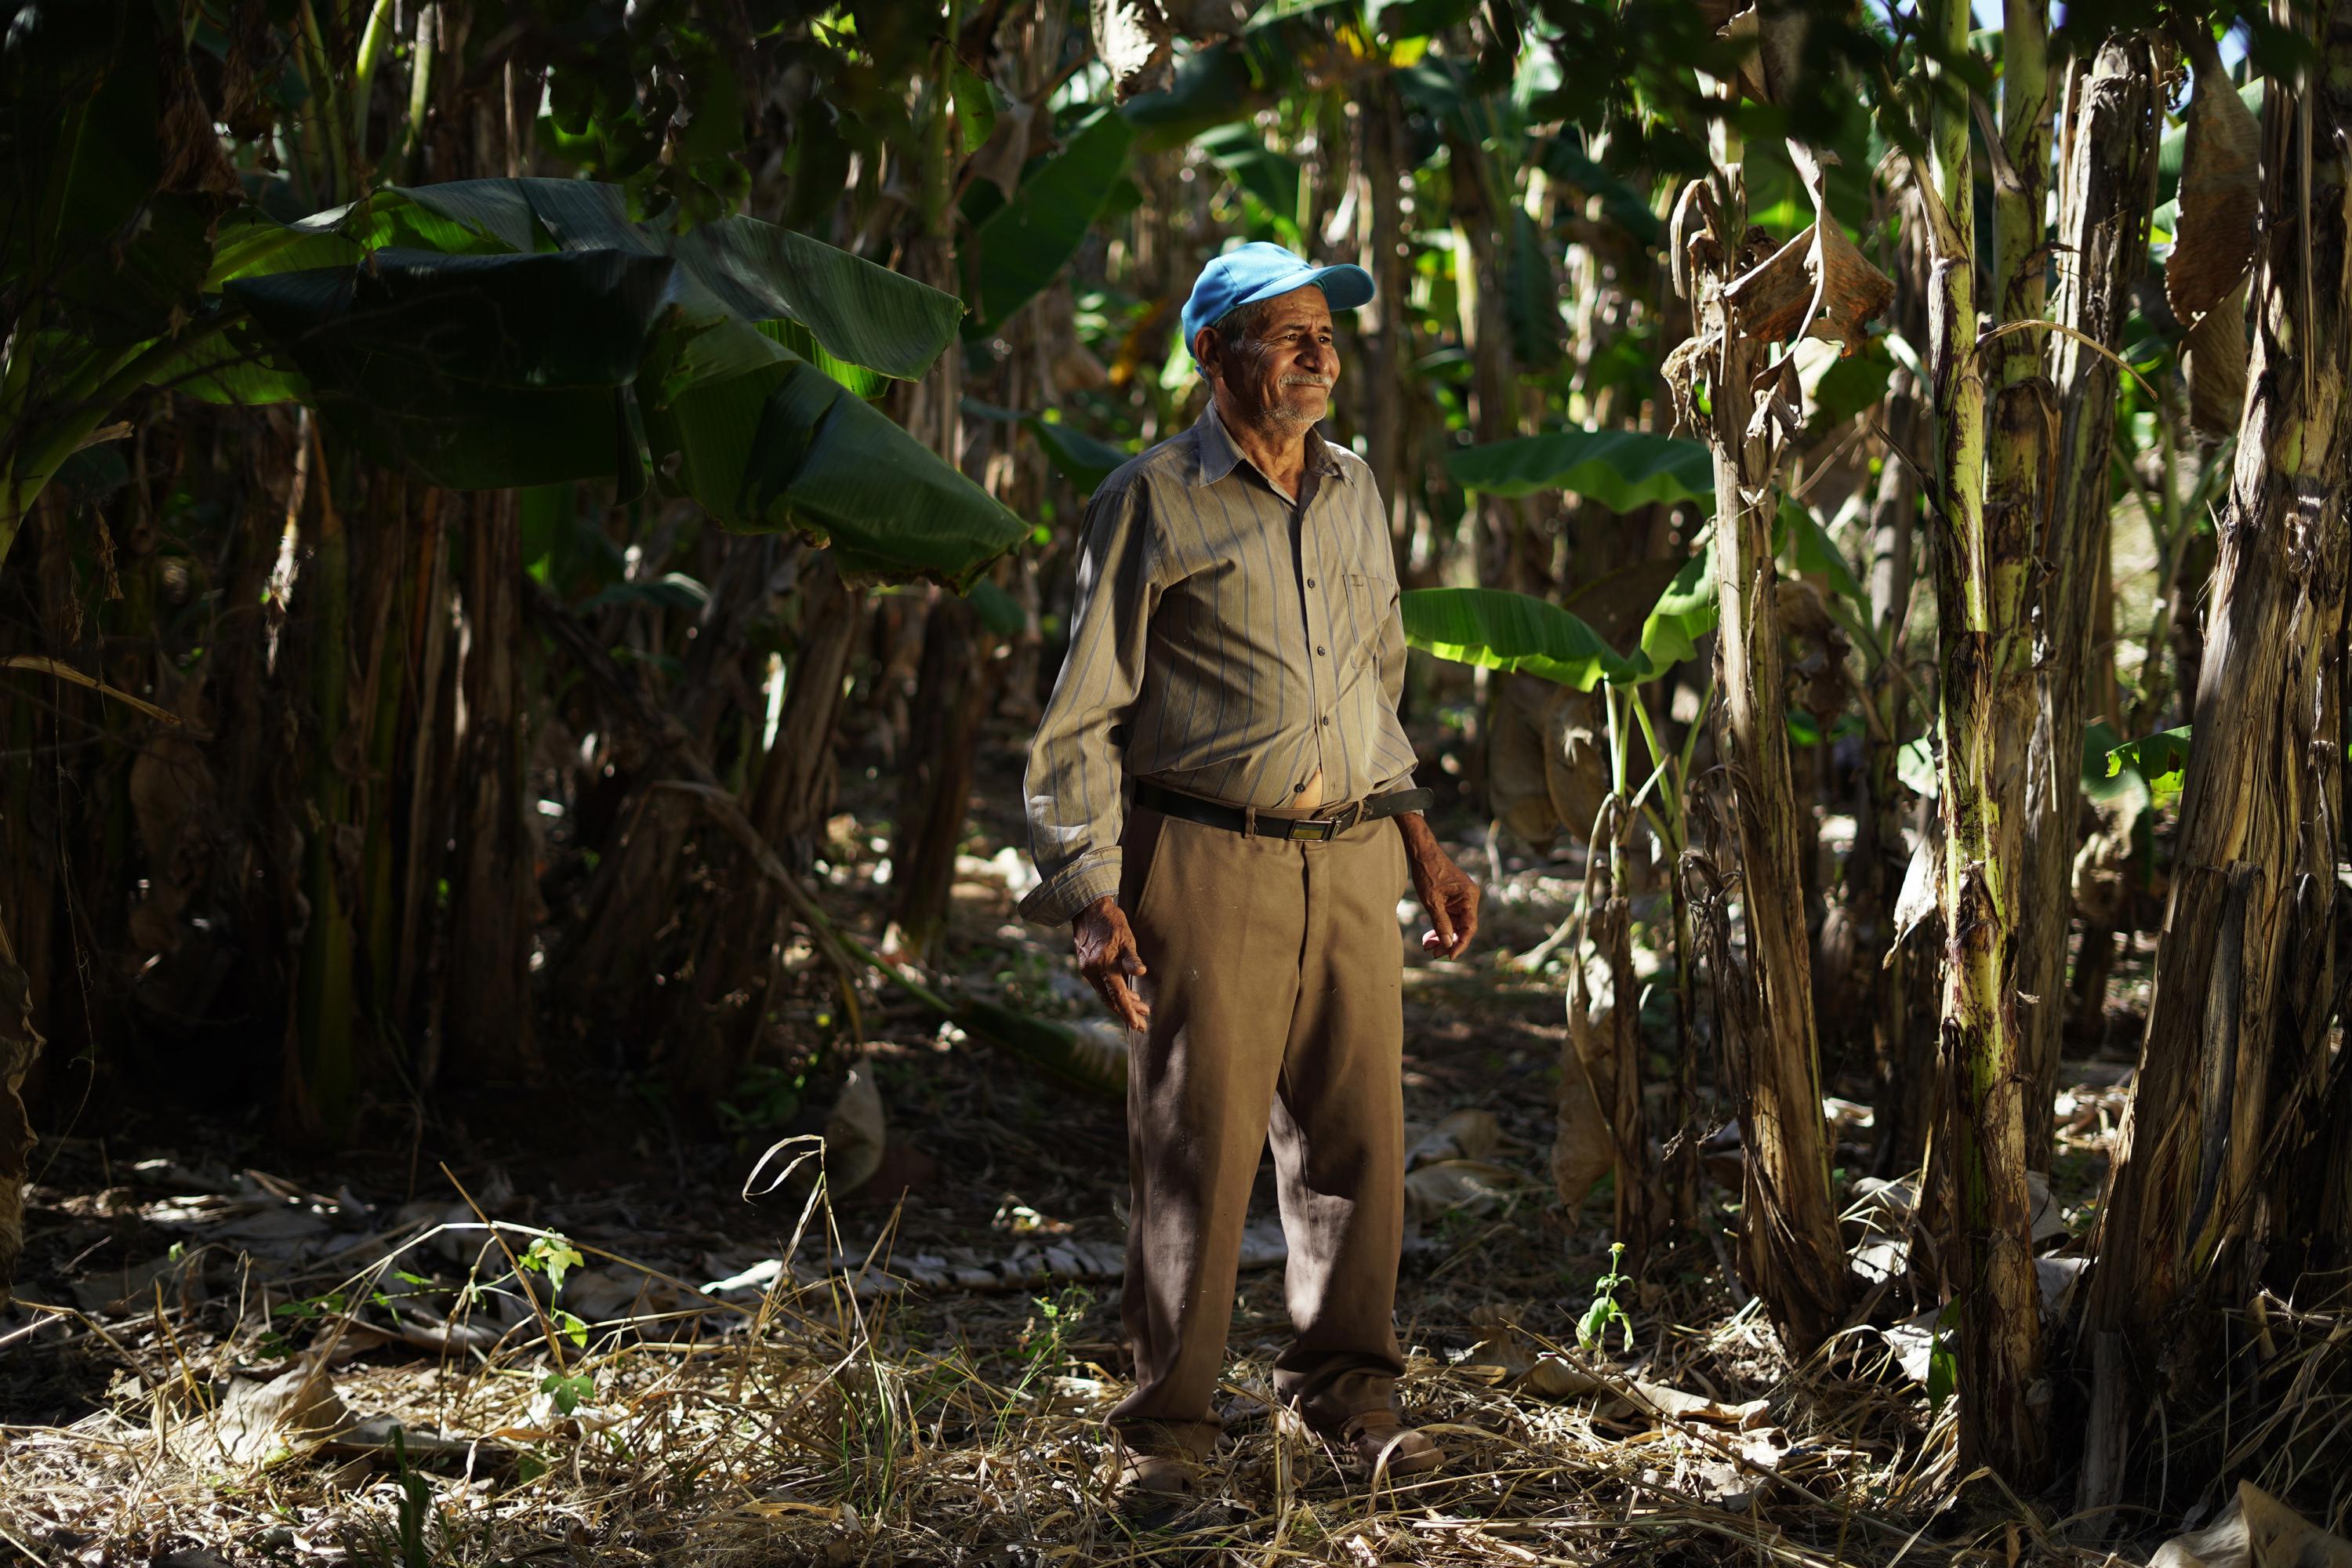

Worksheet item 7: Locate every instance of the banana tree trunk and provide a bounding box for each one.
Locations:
[2018,35,2161,1173]
[891,593,991,961]
[446,491,541,1081]
[286,444,359,1139]
[1679,143,1850,1353]
[1919,0,2048,1487]
[2085,0,2352,1499]
[1860,391,1933,1177]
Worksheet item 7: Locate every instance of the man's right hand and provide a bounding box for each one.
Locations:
[1073,895,1151,1031]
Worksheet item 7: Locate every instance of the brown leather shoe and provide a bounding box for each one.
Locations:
[1332,1410,1445,1476]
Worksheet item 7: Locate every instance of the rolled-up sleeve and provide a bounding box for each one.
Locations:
[1018,475,1158,926]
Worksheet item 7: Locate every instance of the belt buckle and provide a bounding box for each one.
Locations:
[1293,800,1361,842]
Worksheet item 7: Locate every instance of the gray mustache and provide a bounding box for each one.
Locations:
[1280,374,1333,389]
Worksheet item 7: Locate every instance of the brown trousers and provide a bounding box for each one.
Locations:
[1109,803,1409,1454]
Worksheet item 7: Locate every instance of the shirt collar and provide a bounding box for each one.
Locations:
[1192,400,1345,490]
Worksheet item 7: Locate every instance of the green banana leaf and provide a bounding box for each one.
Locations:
[216,180,966,382]
[201,180,1025,587]
[1448,426,1715,514]
[1028,417,1135,495]
[965,109,1138,336]
[2107,725,2194,809]
[641,328,1022,586]
[1781,501,1868,612]
[1200,122,1301,227]
[1402,586,1641,691]
[228,249,672,491]
[1636,535,1719,673]
[1505,209,1564,373]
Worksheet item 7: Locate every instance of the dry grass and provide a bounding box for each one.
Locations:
[5,813,2325,1566]
[0,1143,2184,1568]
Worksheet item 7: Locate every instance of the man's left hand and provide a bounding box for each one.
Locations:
[1397,813,1479,959]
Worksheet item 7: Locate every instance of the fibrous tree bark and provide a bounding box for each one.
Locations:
[1915,0,2050,1487]
[2018,36,2162,1163]
[2085,0,2352,1504]
[445,490,542,1083]
[1669,119,1856,1356]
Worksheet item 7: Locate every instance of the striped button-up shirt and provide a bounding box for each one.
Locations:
[1019,402,1417,926]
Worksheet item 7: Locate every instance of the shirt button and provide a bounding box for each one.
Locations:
[1294,782,1307,793]
[1306,576,1316,587]
[1316,645,1327,655]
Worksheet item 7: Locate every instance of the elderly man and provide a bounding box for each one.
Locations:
[1020,242,1481,1504]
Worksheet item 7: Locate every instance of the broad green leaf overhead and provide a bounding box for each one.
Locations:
[201,180,1022,587]
[966,109,1138,335]
[1402,586,1640,691]
[218,180,967,382]
[227,249,672,489]
[1448,427,1715,513]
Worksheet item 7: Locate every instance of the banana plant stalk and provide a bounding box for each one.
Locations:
[1913,0,2051,1486]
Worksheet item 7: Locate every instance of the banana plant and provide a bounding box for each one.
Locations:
[2,2,1027,589]
[14,178,1028,588]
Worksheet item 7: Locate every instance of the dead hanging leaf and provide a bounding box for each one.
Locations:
[1888,818,1940,959]
[1092,0,1173,100]
[1486,676,1610,851]
[1723,142,1893,358]
[2186,277,2251,441]
[2151,1480,2352,1568]
[2168,39,2263,325]
[1724,219,1894,357]
[1715,3,1810,109]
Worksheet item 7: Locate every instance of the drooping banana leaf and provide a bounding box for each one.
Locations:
[1504,209,1565,373]
[643,329,1024,586]
[1027,417,1135,495]
[205,180,1025,586]
[215,179,967,383]
[227,249,673,490]
[964,109,1138,336]
[1402,586,1641,691]
[1448,426,1715,514]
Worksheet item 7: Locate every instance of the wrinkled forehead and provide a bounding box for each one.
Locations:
[1256,284,1334,331]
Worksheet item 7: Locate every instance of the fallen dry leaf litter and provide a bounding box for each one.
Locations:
[6,802,2352,1566]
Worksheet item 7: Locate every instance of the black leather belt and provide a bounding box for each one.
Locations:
[1134,781,1434,842]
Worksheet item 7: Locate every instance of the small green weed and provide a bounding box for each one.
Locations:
[1577,1241,1635,1355]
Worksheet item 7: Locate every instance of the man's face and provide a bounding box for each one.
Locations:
[1208,285,1338,431]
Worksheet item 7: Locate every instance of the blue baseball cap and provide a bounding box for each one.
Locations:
[1181,241,1375,363]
